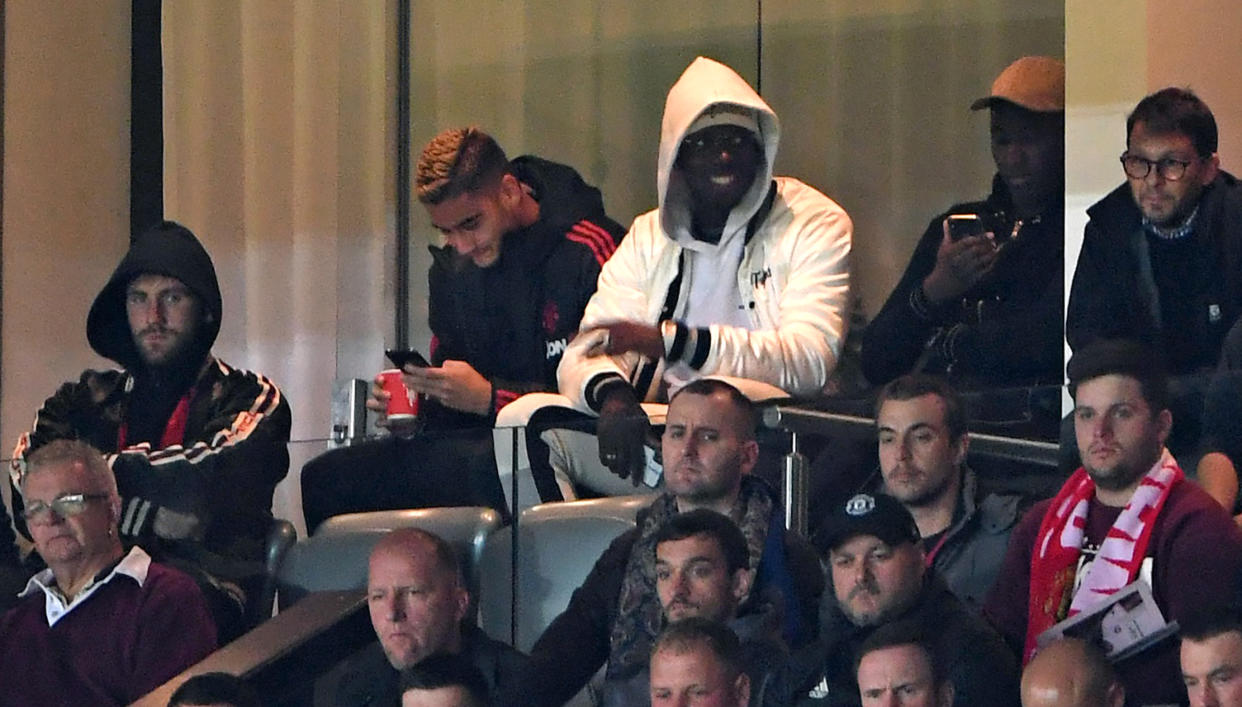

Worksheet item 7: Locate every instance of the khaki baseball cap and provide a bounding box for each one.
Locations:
[970,56,1065,113]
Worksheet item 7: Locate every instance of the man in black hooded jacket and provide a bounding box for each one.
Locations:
[301,126,624,529]
[8,221,292,639]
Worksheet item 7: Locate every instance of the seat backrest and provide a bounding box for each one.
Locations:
[478,496,648,652]
[276,506,501,610]
[247,518,299,627]
[523,494,651,523]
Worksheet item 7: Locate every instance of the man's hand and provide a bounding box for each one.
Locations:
[153,506,205,541]
[365,372,409,432]
[596,386,649,486]
[366,371,421,435]
[584,321,665,360]
[921,220,1000,303]
[404,360,493,416]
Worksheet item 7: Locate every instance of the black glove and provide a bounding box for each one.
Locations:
[597,388,649,486]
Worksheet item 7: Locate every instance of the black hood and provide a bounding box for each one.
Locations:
[429,155,622,272]
[87,221,222,368]
[510,155,611,231]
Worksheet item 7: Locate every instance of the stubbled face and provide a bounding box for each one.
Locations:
[650,644,749,707]
[990,104,1064,213]
[656,533,748,623]
[22,460,117,572]
[877,395,965,509]
[674,124,764,219]
[830,535,924,627]
[402,686,480,707]
[126,273,203,367]
[1183,632,1242,707]
[1073,374,1170,496]
[662,391,758,510]
[1125,121,1217,228]
[367,542,468,670]
[425,179,516,267]
[857,644,945,707]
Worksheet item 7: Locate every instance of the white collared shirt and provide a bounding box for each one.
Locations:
[18,545,152,627]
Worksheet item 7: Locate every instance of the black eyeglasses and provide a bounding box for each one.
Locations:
[22,493,109,521]
[1120,152,1198,181]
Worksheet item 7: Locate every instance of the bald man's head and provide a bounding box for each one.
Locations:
[367,528,469,669]
[371,528,461,578]
[1021,639,1124,707]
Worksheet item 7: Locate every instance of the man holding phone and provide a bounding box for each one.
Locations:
[861,56,1065,388]
[300,127,624,530]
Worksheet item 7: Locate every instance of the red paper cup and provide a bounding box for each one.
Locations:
[380,369,417,420]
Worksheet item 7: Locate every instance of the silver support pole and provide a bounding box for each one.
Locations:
[783,431,809,535]
[328,378,370,449]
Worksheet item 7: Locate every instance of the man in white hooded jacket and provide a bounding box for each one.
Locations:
[531,56,853,496]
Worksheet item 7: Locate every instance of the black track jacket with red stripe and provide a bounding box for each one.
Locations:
[10,222,291,588]
[424,155,625,429]
[10,359,291,575]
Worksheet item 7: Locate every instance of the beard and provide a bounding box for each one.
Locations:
[1082,441,1163,492]
[839,578,918,628]
[131,318,212,377]
[1085,457,1151,492]
[884,466,957,509]
[840,578,886,626]
[134,326,190,367]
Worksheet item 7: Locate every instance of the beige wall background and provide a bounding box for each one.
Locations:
[1146,1,1242,170]
[162,1,396,534]
[1,0,131,521]
[1,2,397,536]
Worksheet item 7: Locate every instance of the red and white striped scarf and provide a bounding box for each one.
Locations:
[1023,448,1182,662]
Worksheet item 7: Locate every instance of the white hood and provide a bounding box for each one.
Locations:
[657,56,781,251]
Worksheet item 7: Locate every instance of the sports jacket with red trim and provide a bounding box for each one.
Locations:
[9,222,291,577]
[10,360,290,565]
[422,155,626,430]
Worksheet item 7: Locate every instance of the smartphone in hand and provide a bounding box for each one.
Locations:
[385,349,431,369]
[946,213,987,241]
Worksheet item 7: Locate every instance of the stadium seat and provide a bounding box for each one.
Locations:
[274,506,501,610]
[477,495,649,652]
[247,518,298,627]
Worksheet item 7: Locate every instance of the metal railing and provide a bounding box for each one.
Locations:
[762,403,1059,536]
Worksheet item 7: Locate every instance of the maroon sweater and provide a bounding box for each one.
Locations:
[0,560,216,706]
[984,477,1242,705]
